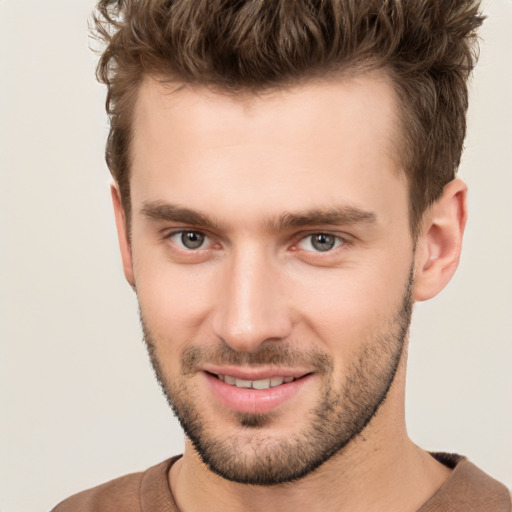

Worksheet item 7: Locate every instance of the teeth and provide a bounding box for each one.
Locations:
[252,378,271,390]
[218,374,296,389]
[235,378,252,388]
[224,375,236,385]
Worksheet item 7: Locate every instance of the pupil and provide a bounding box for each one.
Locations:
[312,234,334,251]
[182,231,204,249]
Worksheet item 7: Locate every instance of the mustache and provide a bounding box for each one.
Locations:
[181,342,333,376]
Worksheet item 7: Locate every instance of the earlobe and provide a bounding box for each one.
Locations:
[111,184,135,288]
[413,179,468,302]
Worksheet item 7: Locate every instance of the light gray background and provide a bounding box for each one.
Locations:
[1,1,511,511]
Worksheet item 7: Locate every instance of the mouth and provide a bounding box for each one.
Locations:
[209,372,299,390]
[203,369,313,414]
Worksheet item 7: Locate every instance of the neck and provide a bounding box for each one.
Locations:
[169,356,451,512]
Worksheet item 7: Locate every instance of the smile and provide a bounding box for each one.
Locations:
[216,374,296,390]
[205,370,312,414]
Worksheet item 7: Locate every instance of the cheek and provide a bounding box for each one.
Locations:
[133,249,217,345]
[289,259,411,350]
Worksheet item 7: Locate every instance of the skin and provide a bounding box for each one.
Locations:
[112,72,467,511]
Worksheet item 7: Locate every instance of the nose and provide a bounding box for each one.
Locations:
[211,245,293,352]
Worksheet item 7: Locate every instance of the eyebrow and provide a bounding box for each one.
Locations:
[141,201,221,231]
[269,207,377,231]
[140,201,377,232]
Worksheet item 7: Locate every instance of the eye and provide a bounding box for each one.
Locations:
[170,230,208,250]
[297,233,344,252]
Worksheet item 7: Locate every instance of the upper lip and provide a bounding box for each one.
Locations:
[202,365,311,381]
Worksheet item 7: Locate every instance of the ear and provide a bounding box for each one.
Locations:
[111,184,135,288]
[413,178,468,302]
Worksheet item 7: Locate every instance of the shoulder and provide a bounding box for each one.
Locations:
[51,471,143,512]
[420,453,512,512]
[51,458,179,512]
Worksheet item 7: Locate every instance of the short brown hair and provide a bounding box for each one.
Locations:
[93,0,484,234]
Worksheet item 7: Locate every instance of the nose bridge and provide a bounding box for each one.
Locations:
[212,242,291,351]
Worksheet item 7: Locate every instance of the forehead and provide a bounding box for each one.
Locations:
[129,73,407,228]
[132,72,401,155]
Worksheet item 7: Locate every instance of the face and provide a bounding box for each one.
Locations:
[122,75,417,485]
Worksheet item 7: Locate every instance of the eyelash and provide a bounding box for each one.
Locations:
[295,233,345,253]
[165,229,348,254]
[167,230,215,251]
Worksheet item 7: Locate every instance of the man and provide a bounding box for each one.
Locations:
[52,0,511,510]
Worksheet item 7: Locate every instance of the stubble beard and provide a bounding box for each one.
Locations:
[140,271,413,486]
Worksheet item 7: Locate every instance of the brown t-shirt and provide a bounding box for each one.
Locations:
[51,453,511,511]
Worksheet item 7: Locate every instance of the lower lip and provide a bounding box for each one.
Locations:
[204,372,312,414]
